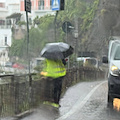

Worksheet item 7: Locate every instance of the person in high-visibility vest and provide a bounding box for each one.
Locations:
[40,58,66,107]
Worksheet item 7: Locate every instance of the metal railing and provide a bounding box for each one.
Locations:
[0,67,105,118]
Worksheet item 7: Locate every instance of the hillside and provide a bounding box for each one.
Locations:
[86,0,120,57]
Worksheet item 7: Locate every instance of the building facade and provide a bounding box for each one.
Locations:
[20,0,54,21]
[0,0,54,26]
[20,0,52,11]
[0,0,54,66]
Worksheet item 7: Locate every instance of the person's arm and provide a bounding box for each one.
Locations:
[62,59,66,65]
[40,59,48,76]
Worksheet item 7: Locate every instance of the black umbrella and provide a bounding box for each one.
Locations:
[41,42,74,60]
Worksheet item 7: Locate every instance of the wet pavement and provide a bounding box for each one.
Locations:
[2,80,120,120]
[58,80,120,120]
[20,105,59,120]
[20,80,109,120]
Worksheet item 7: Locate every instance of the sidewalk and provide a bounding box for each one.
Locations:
[20,104,59,120]
[0,104,59,120]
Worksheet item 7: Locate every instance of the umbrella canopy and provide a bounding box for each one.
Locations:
[41,42,74,60]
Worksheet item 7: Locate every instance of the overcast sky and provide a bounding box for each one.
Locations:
[1,0,20,4]
[7,0,20,3]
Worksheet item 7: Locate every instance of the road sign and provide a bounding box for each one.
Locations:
[52,0,60,11]
[62,21,73,33]
[25,0,31,13]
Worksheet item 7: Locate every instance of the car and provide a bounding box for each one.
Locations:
[77,57,99,68]
[102,37,120,108]
[12,63,25,69]
[5,62,13,67]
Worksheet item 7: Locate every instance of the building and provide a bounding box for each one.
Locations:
[20,0,54,21]
[0,0,54,66]
[0,0,54,26]
[0,0,20,47]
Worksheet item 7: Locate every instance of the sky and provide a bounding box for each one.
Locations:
[0,0,20,4]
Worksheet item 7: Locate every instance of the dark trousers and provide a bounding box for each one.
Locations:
[53,76,64,104]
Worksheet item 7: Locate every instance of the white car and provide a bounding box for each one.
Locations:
[77,57,98,68]
[102,37,120,108]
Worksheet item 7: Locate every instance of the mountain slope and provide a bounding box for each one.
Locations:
[86,0,120,57]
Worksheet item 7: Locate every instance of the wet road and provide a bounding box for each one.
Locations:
[58,80,120,120]
[20,80,120,120]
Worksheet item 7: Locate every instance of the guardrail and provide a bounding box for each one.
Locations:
[0,67,105,118]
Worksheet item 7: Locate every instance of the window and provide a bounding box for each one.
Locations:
[0,20,5,25]
[0,3,5,8]
[50,0,52,9]
[5,36,7,45]
[110,42,116,59]
[38,0,44,10]
[6,20,11,25]
[114,46,120,60]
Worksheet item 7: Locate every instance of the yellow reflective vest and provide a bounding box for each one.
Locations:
[42,59,66,78]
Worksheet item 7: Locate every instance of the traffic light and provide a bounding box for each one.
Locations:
[60,0,64,10]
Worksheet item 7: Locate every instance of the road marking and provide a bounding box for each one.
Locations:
[56,81,107,120]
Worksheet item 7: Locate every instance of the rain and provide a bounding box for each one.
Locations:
[0,0,120,120]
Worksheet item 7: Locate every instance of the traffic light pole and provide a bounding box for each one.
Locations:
[26,11,32,110]
[26,11,31,76]
[25,0,32,111]
[54,11,59,42]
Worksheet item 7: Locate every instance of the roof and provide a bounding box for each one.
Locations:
[6,13,22,19]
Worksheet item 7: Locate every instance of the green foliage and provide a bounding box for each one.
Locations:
[33,16,40,25]
[17,21,26,26]
[9,39,25,57]
[101,9,107,16]
[81,0,99,32]
[10,0,100,61]
[58,0,86,21]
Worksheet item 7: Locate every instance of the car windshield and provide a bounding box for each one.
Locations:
[114,46,120,60]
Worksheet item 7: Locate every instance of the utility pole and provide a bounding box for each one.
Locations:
[74,16,78,66]
[52,0,65,41]
[25,0,31,75]
[54,11,59,42]
[25,0,32,110]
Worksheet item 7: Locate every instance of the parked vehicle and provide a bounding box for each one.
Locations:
[33,57,45,67]
[32,57,45,72]
[5,62,13,67]
[77,57,98,68]
[102,36,120,107]
[12,63,25,69]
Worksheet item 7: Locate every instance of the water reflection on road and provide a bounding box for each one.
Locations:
[58,80,120,120]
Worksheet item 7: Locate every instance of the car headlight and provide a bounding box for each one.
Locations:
[110,64,119,76]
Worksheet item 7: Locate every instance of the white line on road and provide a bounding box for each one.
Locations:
[56,81,107,120]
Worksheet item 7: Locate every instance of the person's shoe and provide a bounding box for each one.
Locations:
[59,104,61,108]
[51,103,59,108]
[43,101,60,108]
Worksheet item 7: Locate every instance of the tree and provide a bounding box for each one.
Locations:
[10,0,100,60]
[6,13,22,24]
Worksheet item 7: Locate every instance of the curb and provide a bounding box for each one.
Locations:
[14,109,35,120]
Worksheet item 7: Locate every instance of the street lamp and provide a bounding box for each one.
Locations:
[73,30,78,66]
[65,26,78,67]
[67,27,78,67]
[66,26,75,69]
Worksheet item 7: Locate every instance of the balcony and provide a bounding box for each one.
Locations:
[0,25,11,29]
